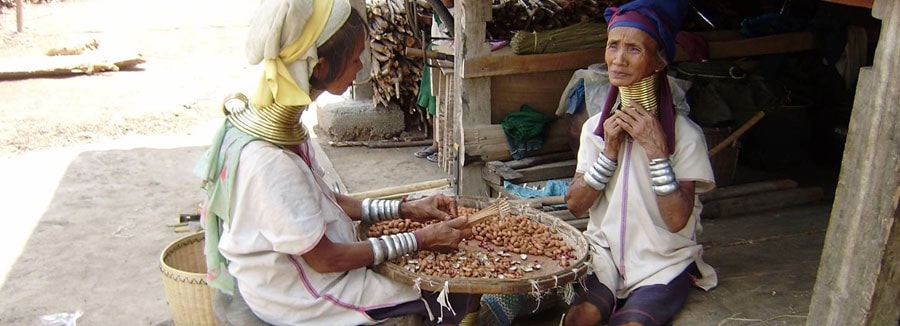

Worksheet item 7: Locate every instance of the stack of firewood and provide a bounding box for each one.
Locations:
[367,0,424,119]
[487,0,610,40]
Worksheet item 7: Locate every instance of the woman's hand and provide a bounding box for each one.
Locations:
[614,99,668,158]
[400,194,458,222]
[603,110,627,159]
[415,216,471,252]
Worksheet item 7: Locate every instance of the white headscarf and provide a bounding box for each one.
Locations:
[245,0,352,107]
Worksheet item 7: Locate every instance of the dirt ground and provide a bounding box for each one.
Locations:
[0,1,444,325]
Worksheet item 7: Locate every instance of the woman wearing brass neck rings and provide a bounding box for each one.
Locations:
[196,0,478,324]
[563,0,717,325]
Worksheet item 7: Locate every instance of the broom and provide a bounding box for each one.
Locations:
[510,22,608,55]
[465,198,511,227]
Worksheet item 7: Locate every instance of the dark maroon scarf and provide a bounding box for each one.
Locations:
[593,71,676,156]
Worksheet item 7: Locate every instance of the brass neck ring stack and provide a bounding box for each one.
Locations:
[618,73,659,116]
[223,93,309,146]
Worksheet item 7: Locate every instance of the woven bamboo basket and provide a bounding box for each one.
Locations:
[159,232,216,325]
[359,196,589,294]
[703,126,740,186]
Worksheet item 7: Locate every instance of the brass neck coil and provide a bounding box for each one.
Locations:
[224,94,309,145]
[618,73,659,116]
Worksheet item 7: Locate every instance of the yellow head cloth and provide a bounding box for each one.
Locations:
[247,0,351,107]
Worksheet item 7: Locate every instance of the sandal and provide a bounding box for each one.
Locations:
[426,152,439,163]
[414,146,437,158]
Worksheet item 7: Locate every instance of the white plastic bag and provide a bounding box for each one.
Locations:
[38,310,83,326]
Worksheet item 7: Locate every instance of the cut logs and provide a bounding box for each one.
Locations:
[699,179,799,203]
[0,52,145,80]
[701,186,825,219]
[367,0,424,124]
[488,0,608,40]
[0,39,144,80]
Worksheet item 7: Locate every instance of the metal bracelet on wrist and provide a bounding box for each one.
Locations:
[380,235,397,261]
[361,198,372,223]
[361,199,401,224]
[592,160,616,178]
[652,181,680,196]
[648,158,679,196]
[649,158,671,169]
[368,238,386,266]
[583,172,607,191]
[379,233,416,261]
[597,153,619,171]
[405,232,418,251]
[651,172,676,186]
[589,165,612,184]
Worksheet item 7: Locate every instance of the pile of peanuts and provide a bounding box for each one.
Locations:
[365,206,576,279]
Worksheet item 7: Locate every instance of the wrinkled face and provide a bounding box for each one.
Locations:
[317,35,366,95]
[605,26,664,87]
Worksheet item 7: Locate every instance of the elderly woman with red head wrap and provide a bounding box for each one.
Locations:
[562,0,717,325]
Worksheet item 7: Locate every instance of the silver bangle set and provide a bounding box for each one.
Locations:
[584,153,618,191]
[361,198,401,224]
[367,232,418,265]
[649,158,680,196]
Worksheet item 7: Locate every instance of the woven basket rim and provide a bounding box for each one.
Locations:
[158,231,216,325]
[159,231,207,280]
[359,196,589,294]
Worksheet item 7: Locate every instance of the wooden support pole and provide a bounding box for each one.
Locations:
[16,0,23,33]
[808,0,900,324]
[454,0,492,196]
[349,179,450,199]
[708,111,765,157]
[327,139,431,148]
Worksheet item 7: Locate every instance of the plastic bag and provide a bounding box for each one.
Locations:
[38,310,83,326]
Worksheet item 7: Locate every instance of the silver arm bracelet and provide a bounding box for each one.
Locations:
[597,153,618,171]
[583,172,607,191]
[396,232,417,256]
[361,198,372,223]
[396,233,409,253]
[592,161,616,178]
[380,235,397,261]
[380,233,417,261]
[649,167,671,177]
[368,238,386,266]
[648,158,680,195]
[376,200,386,221]
[592,156,617,176]
[649,158,671,168]
[588,166,611,184]
[362,199,402,223]
[652,182,680,196]
[651,173,676,186]
[406,232,418,251]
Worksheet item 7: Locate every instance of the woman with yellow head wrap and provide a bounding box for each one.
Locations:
[195,0,478,324]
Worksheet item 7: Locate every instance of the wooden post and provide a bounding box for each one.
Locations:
[349,0,373,100]
[16,0,23,33]
[807,0,900,324]
[453,0,491,196]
